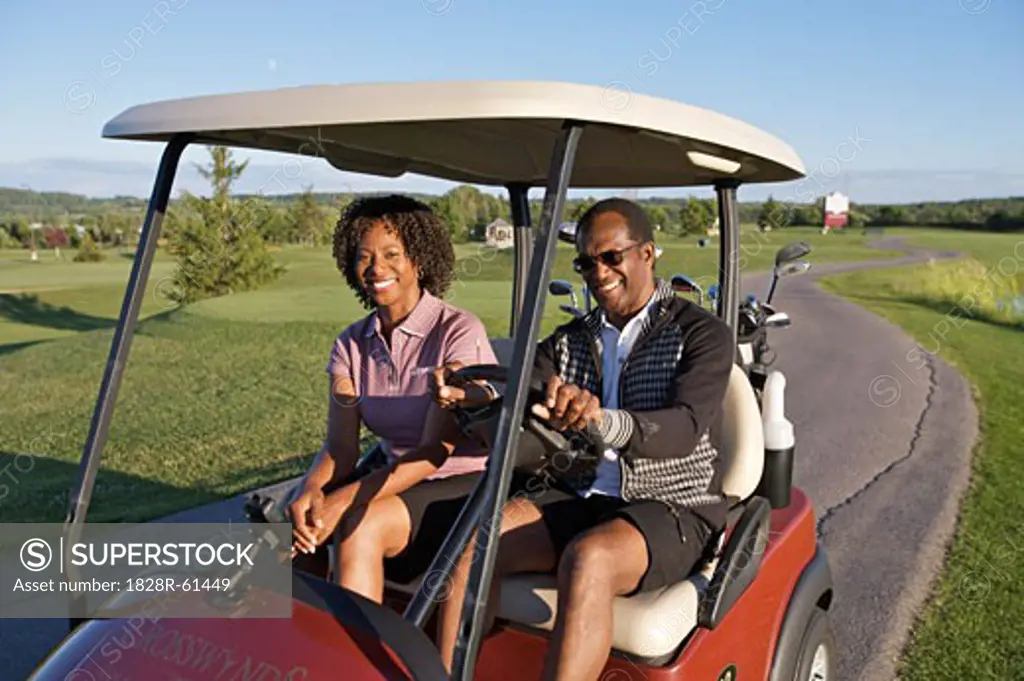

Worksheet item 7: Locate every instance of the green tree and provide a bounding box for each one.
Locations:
[194,146,249,220]
[288,187,327,246]
[571,198,597,221]
[647,205,670,233]
[789,204,819,226]
[0,226,18,249]
[758,195,786,231]
[848,209,870,228]
[167,147,282,304]
[678,197,713,236]
[429,194,459,239]
[873,205,906,226]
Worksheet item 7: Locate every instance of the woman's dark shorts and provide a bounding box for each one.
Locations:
[509,472,716,594]
[289,462,481,585]
[385,472,480,584]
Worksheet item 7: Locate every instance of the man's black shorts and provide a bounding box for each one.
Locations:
[509,472,716,594]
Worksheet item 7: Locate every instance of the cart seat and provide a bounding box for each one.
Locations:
[490,337,514,365]
[495,362,765,661]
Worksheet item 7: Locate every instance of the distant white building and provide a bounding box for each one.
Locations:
[485,218,514,249]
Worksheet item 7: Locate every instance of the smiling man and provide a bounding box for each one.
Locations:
[436,197,737,680]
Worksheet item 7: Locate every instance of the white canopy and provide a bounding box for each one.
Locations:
[103,80,805,188]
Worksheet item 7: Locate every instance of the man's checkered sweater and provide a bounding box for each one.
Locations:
[534,279,735,530]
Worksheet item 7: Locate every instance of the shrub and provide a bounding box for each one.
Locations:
[73,233,105,262]
[0,227,18,249]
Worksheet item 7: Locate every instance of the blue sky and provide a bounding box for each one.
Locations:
[1,0,1021,203]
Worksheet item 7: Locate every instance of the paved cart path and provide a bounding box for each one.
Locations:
[3,237,978,681]
[742,237,976,681]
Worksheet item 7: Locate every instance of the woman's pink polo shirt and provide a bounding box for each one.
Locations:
[326,290,496,479]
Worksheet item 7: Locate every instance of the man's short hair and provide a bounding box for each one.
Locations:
[575,198,655,246]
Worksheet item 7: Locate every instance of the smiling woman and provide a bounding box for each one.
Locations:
[286,193,499,604]
[332,195,456,311]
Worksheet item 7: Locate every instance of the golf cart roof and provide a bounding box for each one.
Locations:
[102,80,805,188]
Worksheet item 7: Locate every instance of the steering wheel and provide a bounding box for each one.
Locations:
[444,364,606,475]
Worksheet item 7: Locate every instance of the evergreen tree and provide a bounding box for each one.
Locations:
[167,147,281,304]
[758,195,785,231]
[288,186,327,246]
[194,146,248,220]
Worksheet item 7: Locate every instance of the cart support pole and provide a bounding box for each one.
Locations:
[508,183,532,337]
[715,180,741,340]
[451,123,583,681]
[63,134,191,629]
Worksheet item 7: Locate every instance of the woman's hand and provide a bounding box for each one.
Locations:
[288,486,326,556]
[290,484,360,556]
[432,362,496,410]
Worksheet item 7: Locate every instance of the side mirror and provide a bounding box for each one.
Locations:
[775,241,812,267]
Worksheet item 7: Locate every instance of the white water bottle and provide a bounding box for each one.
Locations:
[762,371,794,450]
[758,370,795,508]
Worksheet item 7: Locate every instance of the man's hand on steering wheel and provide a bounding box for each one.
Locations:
[432,362,498,410]
[532,375,602,432]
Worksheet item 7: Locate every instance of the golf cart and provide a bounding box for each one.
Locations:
[29,81,835,680]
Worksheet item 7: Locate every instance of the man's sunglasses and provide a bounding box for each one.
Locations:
[572,242,646,274]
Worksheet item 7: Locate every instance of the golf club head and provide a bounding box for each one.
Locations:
[670,274,701,294]
[739,309,759,333]
[549,279,575,297]
[765,312,791,328]
[775,241,812,267]
[778,259,812,277]
[559,304,584,318]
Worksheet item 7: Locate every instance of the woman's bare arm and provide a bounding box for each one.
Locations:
[301,375,364,493]
[331,400,467,509]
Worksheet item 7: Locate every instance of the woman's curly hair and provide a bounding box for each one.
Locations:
[332,194,456,309]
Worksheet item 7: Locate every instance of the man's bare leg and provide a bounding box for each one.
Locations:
[437,497,557,672]
[542,518,649,681]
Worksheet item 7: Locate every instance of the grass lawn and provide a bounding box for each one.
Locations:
[3,223,1019,673]
[0,248,177,347]
[819,229,1024,679]
[0,225,902,524]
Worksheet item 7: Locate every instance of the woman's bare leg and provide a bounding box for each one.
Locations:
[333,495,413,603]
